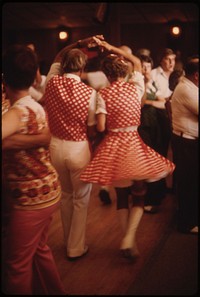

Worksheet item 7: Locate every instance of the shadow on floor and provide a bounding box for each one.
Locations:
[126,221,198,295]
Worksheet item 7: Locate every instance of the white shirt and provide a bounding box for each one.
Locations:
[151,66,172,99]
[85,71,109,91]
[29,75,46,102]
[127,71,145,103]
[171,76,198,138]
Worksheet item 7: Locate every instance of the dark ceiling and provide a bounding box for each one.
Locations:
[2,2,199,31]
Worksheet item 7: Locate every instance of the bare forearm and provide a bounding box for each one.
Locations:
[54,35,104,63]
[97,113,106,132]
[100,42,142,72]
[2,130,51,150]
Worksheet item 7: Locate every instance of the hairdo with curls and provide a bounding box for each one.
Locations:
[100,54,129,80]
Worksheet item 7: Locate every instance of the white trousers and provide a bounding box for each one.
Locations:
[50,137,92,257]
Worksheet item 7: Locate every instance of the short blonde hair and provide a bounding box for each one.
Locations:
[61,48,87,73]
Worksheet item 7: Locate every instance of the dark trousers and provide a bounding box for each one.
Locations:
[171,133,198,231]
[138,106,171,206]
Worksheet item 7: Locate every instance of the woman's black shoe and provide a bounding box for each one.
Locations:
[99,189,112,205]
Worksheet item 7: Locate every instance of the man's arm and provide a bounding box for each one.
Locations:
[54,35,104,63]
[45,35,104,87]
[2,126,51,150]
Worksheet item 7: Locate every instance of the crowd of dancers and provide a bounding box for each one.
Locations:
[2,34,198,295]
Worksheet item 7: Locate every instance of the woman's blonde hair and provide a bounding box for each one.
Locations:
[61,48,88,73]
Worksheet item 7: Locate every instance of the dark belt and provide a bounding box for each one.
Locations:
[173,130,197,140]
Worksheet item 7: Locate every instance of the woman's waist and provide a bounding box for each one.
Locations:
[108,126,138,133]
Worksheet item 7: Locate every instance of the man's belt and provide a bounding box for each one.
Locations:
[173,130,197,140]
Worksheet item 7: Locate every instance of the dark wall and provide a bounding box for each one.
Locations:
[2,29,58,75]
[121,22,199,67]
[3,21,198,74]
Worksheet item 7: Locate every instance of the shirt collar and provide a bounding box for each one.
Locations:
[158,66,164,75]
[64,73,81,82]
[12,95,32,105]
[158,66,169,79]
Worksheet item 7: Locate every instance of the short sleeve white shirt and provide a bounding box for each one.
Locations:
[171,76,198,138]
[151,66,172,99]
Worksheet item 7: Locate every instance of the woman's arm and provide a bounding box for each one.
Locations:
[45,35,104,87]
[2,126,51,150]
[54,35,104,63]
[97,113,106,132]
[99,41,142,73]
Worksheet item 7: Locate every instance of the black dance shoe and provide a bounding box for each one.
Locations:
[99,189,112,205]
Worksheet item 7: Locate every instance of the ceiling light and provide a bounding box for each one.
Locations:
[171,26,181,36]
[59,31,68,40]
[168,20,182,38]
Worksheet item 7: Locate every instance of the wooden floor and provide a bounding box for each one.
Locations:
[48,184,177,295]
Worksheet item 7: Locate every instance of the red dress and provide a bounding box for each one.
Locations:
[80,81,175,186]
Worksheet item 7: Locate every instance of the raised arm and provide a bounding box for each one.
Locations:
[54,35,104,63]
[45,35,105,87]
[99,41,142,73]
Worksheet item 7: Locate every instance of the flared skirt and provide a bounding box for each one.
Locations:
[81,131,175,186]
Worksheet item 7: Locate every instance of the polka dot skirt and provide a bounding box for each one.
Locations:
[81,81,175,186]
[80,131,175,186]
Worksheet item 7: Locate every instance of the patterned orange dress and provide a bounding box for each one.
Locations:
[80,81,175,186]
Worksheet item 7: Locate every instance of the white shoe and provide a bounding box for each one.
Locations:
[67,245,89,260]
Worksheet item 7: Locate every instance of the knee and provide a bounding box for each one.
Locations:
[131,181,147,196]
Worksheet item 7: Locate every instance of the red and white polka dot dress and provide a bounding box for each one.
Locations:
[80,81,175,186]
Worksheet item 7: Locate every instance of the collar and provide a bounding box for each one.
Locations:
[14,95,32,103]
[64,73,81,82]
[157,66,164,75]
[157,66,169,79]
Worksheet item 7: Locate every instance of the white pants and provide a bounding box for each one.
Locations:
[50,137,92,257]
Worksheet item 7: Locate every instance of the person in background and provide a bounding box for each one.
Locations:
[137,54,168,213]
[82,52,110,91]
[2,44,66,295]
[171,56,198,234]
[136,48,151,58]
[165,68,185,131]
[44,35,104,260]
[80,52,175,260]
[141,48,176,213]
[164,68,185,194]
[27,43,47,104]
